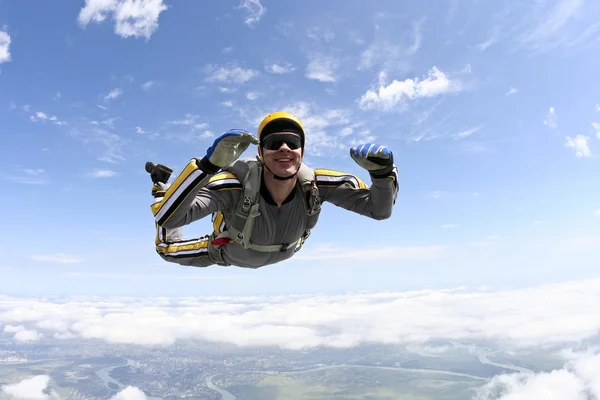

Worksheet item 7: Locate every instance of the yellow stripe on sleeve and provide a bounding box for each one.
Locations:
[208,171,237,183]
[314,168,367,189]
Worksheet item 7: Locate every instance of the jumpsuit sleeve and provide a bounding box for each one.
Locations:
[150,158,242,230]
[314,165,398,220]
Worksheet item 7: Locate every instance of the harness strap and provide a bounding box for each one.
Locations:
[224,161,262,249]
[209,158,321,255]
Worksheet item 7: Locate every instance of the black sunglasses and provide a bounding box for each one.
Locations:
[261,133,302,150]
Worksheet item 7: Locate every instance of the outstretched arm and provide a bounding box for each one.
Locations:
[314,143,398,220]
[314,166,398,220]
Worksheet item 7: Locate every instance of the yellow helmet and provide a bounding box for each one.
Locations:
[257,112,305,161]
[257,111,305,145]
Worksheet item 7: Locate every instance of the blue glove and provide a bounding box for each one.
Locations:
[350,143,394,175]
[202,129,259,170]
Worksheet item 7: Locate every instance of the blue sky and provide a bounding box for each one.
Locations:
[1,0,599,297]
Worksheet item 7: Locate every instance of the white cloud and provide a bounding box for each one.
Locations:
[358,41,405,71]
[358,67,462,112]
[469,0,598,55]
[1,375,54,400]
[30,111,64,125]
[441,224,457,229]
[1,376,145,400]
[564,135,591,157]
[141,81,154,90]
[168,114,203,126]
[517,0,588,53]
[594,209,600,216]
[222,100,233,107]
[28,253,84,264]
[454,125,484,139]
[246,92,259,100]
[109,386,148,400]
[78,0,168,39]
[68,126,125,164]
[3,278,600,350]
[506,87,518,96]
[205,64,258,84]
[24,168,44,176]
[101,117,119,127]
[307,26,335,43]
[87,169,119,178]
[544,107,557,128]
[13,329,42,343]
[3,324,25,333]
[4,168,47,185]
[104,88,122,101]
[238,0,266,27]
[305,54,338,82]
[265,62,295,74]
[0,30,11,64]
[164,115,213,142]
[475,36,497,51]
[474,350,600,400]
[408,19,424,54]
[592,122,600,138]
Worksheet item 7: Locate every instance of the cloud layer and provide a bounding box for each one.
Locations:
[2,278,600,350]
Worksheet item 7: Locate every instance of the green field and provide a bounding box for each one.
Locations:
[229,368,483,400]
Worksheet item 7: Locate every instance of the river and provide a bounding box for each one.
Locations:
[205,374,236,400]
[478,352,534,374]
[92,352,532,400]
[95,359,162,400]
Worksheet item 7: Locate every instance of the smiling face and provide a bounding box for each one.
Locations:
[260,132,304,178]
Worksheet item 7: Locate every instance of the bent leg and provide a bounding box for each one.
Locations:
[154,223,215,268]
[151,181,215,268]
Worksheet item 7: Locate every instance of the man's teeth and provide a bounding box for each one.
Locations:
[277,158,291,161]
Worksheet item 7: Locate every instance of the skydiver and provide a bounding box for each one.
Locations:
[147,111,398,269]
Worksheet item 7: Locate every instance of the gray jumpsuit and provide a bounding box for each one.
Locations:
[150,158,398,268]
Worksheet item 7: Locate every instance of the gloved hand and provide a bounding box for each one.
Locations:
[350,143,394,176]
[199,129,259,172]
